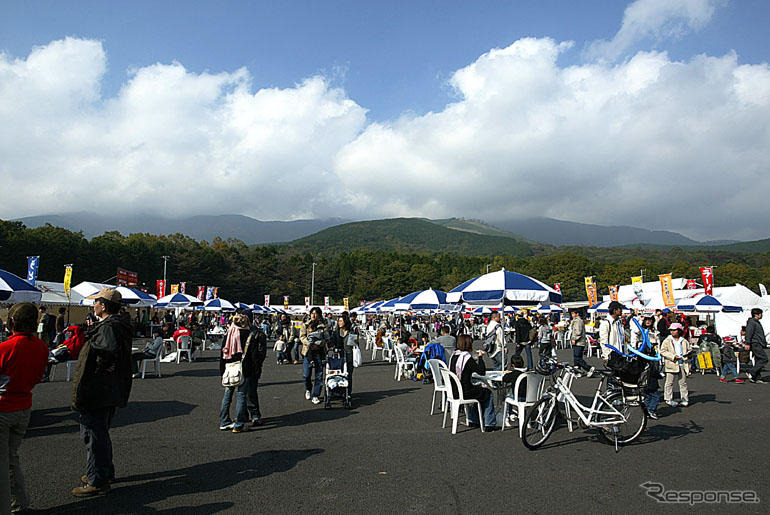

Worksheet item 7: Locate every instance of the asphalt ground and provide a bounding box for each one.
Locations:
[20,342,770,514]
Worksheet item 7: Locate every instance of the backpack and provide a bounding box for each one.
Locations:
[483,328,498,353]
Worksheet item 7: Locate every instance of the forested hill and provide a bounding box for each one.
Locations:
[287,218,535,257]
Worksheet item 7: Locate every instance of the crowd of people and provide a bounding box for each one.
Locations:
[1,292,768,511]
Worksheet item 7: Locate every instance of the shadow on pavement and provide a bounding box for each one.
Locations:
[27,401,197,438]
[46,449,323,514]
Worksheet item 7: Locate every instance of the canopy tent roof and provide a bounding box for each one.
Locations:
[155,292,204,308]
[35,280,86,306]
[73,282,157,306]
[447,269,561,306]
[202,298,236,311]
[676,294,742,313]
[0,269,41,304]
[394,289,448,311]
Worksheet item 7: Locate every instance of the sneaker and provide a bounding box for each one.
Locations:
[647,410,659,420]
[232,426,248,433]
[587,367,596,378]
[666,400,679,407]
[735,378,745,384]
[294,360,300,365]
[679,401,688,407]
[311,396,321,405]
[305,390,311,400]
[81,475,113,485]
[132,373,141,379]
[719,378,727,383]
[219,423,234,431]
[251,418,264,427]
[72,483,110,497]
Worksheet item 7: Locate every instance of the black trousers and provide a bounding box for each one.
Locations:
[246,365,263,420]
[748,344,768,379]
[79,407,116,487]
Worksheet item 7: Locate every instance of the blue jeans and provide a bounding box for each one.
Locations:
[466,392,497,428]
[220,385,249,429]
[515,343,533,369]
[572,345,591,372]
[645,391,660,413]
[721,363,738,380]
[303,353,324,398]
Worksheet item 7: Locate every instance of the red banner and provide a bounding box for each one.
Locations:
[700,266,714,295]
[686,279,697,289]
[554,283,561,293]
[264,295,270,307]
[197,286,205,300]
[156,280,166,299]
[117,268,138,286]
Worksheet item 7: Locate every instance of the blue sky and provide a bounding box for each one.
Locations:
[3,0,767,120]
[1,1,769,240]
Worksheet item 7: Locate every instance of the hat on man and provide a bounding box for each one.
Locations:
[87,288,122,304]
[669,322,684,331]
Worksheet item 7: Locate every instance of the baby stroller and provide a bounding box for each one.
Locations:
[323,347,351,409]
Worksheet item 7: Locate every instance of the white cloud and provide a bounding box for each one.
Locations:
[1,31,769,241]
[585,0,719,62]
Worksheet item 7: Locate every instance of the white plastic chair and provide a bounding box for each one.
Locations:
[502,372,546,436]
[440,368,485,434]
[141,341,165,378]
[176,335,193,363]
[394,345,415,381]
[427,359,448,415]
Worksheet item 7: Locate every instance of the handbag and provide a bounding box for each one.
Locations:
[352,345,362,368]
[222,361,244,387]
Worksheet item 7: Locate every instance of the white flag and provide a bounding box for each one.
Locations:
[760,284,768,297]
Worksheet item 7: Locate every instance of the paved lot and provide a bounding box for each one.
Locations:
[21,344,770,514]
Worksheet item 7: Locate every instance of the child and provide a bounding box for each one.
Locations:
[719,339,744,383]
[273,338,287,365]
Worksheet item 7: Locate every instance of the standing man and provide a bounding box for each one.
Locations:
[55,307,67,346]
[513,313,533,370]
[598,301,625,362]
[744,308,768,383]
[71,288,133,497]
[0,303,49,514]
[37,306,56,349]
[243,315,267,426]
[570,311,594,376]
[485,311,505,370]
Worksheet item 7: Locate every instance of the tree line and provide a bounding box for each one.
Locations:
[1,220,768,305]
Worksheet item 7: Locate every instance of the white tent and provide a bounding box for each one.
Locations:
[35,280,86,306]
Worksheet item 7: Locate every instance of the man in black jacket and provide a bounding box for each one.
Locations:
[243,315,267,426]
[71,288,133,497]
[744,308,768,383]
[513,313,533,370]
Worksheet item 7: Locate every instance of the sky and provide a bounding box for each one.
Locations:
[1,0,769,241]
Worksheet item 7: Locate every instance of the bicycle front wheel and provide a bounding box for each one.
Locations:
[521,395,558,450]
[597,391,647,445]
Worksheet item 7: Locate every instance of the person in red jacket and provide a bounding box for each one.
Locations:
[43,324,85,381]
[0,302,49,513]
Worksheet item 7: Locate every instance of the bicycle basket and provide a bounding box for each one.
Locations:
[607,351,646,384]
[535,358,557,376]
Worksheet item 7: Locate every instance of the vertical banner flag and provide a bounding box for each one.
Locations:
[213,287,219,298]
[170,284,179,294]
[700,266,714,296]
[63,265,73,299]
[759,283,767,297]
[609,285,619,302]
[553,283,561,293]
[324,296,330,309]
[26,256,40,285]
[283,296,289,309]
[584,277,598,306]
[156,280,166,299]
[305,296,310,311]
[343,298,349,311]
[659,273,675,307]
[180,282,186,294]
[197,286,205,300]
[206,286,214,301]
[631,276,643,297]
[360,300,365,306]
[686,279,697,289]
[264,295,270,307]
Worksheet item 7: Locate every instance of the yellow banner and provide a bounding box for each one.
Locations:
[631,276,642,286]
[343,297,349,311]
[63,265,72,298]
[170,284,179,294]
[584,277,597,305]
[659,273,675,307]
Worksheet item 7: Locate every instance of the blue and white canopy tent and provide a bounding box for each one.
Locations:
[155,292,204,308]
[394,289,448,312]
[378,297,402,313]
[0,268,41,303]
[447,269,562,306]
[536,303,563,315]
[74,282,157,307]
[202,298,237,312]
[587,300,632,314]
[676,294,742,313]
[234,302,253,311]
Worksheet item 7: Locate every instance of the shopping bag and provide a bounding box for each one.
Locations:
[352,345,362,368]
[697,352,714,370]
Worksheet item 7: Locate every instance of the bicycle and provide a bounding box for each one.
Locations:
[521,358,648,451]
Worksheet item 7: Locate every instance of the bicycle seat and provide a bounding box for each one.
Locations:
[596,369,614,377]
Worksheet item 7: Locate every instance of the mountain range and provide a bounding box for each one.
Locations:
[13,212,762,253]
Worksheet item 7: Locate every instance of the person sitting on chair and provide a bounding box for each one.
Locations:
[43,325,85,381]
[131,330,164,377]
[448,334,498,431]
